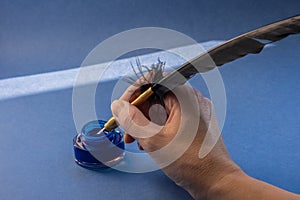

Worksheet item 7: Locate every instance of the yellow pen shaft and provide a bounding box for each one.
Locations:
[104,87,154,132]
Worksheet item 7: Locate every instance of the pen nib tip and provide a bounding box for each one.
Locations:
[96,127,107,135]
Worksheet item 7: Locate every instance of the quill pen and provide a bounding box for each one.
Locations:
[101,14,300,133]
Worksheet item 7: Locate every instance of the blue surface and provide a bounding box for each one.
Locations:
[0,1,300,199]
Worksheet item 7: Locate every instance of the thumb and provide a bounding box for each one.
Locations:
[111,100,163,139]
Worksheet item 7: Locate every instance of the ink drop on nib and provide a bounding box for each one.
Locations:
[73,120,125,170]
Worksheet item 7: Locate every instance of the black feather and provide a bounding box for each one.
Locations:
[153,15,300,96]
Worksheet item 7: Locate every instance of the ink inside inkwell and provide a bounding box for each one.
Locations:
[73,120,125,169]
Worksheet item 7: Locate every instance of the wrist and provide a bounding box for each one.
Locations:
[206,169,247,200]
[181,156,242,200]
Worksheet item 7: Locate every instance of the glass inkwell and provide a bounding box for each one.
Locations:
[73,120,125,169]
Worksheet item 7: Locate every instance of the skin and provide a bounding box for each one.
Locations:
[110,74,300,200]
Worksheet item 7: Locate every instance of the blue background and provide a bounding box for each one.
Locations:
[0,0,299,199]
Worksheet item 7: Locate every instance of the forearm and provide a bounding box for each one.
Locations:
[207,171,300,200]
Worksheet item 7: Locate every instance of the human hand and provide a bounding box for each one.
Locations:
[111,77,241,199]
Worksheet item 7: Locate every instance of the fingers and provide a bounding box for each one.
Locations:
[162,85,203,122]
[124,133,135,143]
[124,133,144,150]
[111,100,163,139]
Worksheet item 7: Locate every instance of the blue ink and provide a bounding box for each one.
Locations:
[73,120,125,169]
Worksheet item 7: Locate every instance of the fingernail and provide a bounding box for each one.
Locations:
[111,100,124,118]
